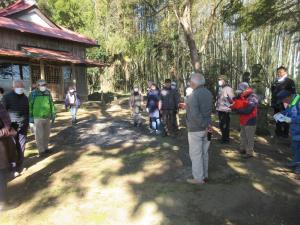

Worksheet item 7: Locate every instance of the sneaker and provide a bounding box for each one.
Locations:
[186,179,205,185]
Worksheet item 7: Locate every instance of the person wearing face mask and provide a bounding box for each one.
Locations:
[29,80,56,156]
[147,83,162,134]
[160,79,180,136]
[65,87,81,125]
[271,66,296,138]
[2,80,29,173]
[129,87,143,127]
[216,75,234,144]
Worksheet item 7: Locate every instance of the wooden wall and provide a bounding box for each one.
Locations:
[0,29,87,58]
[0,29,89,100]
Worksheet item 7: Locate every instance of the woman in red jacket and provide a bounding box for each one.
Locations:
[231,82,259,159]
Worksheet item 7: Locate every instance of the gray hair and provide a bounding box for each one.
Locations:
[190,73,205,86]
[13,80,24,87]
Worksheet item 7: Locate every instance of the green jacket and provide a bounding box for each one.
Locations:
[29,89,56,119]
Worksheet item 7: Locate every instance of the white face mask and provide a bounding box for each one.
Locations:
[39,86,47,92]
[278,74,287,82]
[14,88,24,95]
[134,88,139,92]
[218,80,224,86]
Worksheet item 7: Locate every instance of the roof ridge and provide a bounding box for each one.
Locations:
[0,16,98,46]
[0,0,35,17]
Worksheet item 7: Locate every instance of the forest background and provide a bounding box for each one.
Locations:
[1,0,300,100]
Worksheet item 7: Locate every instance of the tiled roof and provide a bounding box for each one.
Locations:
[0,0,98,46]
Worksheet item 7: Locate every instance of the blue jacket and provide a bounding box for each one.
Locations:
[147,90,160,113]
[284,95,300,141]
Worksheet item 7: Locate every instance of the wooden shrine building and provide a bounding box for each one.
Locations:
[0,0,104,100]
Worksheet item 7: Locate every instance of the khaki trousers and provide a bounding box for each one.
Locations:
[34,118,51,154]
[240,125,256,155]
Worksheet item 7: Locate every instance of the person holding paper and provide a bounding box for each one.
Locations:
[279,91,300,174]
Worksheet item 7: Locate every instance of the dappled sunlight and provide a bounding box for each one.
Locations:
[252,182,269,195]
[1,102,300,225]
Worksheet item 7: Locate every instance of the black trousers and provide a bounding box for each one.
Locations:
[0,169,8,203]
[218,111,231,141]
[274,107,290,137]
[161,110,176,135]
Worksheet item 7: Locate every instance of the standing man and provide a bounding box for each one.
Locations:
[271,66,296,138]
[160,79,180,136]
[29,80,56,156]
[185,73,213,185]
[2,80,29,172]
[216,75,234,144]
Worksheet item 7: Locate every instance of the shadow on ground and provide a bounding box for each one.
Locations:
[3,100,300,225]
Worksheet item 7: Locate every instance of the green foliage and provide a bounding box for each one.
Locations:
[0,0,15,9]
[222,0,300,33]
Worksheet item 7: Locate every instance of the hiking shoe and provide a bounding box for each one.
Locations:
[186,179,205,185]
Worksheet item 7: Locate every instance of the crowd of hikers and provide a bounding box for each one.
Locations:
[0,79,80,211]
[0,66,299,211]
[129,66,300,184]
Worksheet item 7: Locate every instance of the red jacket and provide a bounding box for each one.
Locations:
[231,88,258,126]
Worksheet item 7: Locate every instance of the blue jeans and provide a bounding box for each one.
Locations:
[70,107,78,122]
[0,169,8,203]
[151,117,161,130]
[291,140,300,163]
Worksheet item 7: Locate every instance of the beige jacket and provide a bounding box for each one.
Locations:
[216,86,234,112]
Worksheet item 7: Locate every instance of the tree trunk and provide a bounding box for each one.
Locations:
[173,0,201,73]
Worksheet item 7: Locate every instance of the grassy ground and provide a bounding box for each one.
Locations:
[0,99,299,225]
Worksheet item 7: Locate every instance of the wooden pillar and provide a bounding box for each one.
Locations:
[71,64,76,87]
[60,66,65,100]
[40,61,45,80]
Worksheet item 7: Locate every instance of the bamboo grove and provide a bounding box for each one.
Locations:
[1,0,300,99]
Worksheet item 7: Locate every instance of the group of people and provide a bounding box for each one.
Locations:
[0,79,80,211]
[130,79,180,136]
[129,66,299,185]
[0,66,299,210]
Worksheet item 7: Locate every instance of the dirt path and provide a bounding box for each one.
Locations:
[1,100,300,225]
